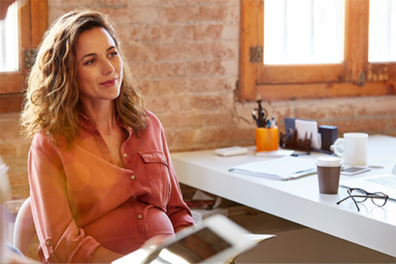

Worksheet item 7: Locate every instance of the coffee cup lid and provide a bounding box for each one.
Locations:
[316,156,342,167]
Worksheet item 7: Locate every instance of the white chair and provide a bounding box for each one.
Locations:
[13,197,36,255]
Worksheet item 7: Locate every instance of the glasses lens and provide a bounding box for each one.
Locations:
[350,189,367,202]
[372,192,388,207]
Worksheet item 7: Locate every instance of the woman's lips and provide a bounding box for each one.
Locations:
[100,78,117,86]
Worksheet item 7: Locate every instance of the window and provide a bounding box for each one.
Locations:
[239,0,396,102]
[0,0,48,113]
[0,2,19,72]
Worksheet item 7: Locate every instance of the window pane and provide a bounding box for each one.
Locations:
[369,0,396,62]
[0,2,18,72]
[264,0,345,65]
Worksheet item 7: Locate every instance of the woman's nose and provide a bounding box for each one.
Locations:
[102,60,115,75]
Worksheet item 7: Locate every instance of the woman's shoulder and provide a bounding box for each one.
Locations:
[145,110,163,129]
[31,131,65,152]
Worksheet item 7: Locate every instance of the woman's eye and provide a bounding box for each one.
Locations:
[84,59,95,65]
[110,52,118,57]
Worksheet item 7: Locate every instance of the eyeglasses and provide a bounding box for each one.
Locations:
[336,188,389,211]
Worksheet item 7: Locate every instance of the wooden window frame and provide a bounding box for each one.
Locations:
[0,0,48,113]
[239,0,396,102]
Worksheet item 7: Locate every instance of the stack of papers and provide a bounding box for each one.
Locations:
[256,149,294,158]
[229,156,317,181]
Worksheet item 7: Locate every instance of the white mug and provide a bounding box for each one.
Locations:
[331,133,368,166]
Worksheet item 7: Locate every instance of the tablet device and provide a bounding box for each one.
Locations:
[113,214,255,264]
[341,166,371,176]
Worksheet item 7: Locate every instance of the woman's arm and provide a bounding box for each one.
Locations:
[29,136,101,263]
[158,126,195,229]
[91,246,123,264]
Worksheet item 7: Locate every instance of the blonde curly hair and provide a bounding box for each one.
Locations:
[20,10,146,145]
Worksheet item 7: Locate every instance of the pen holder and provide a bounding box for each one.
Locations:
[256,127,279,151]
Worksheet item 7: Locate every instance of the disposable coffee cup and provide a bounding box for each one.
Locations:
[316,156,342,194]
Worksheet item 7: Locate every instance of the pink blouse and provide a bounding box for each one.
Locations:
[28,111,194,263]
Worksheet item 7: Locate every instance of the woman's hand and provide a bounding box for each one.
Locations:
[141,234,172,250]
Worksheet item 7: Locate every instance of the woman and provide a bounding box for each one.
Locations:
[20,10,194,263]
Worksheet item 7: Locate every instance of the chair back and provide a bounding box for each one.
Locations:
[13,197,36,255]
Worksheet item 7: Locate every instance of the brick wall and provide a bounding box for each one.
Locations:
[1,0,396,199]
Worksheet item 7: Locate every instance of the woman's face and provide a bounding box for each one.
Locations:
[75,27,123,107]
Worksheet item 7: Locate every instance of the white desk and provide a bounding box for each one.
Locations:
[171,135,396,257]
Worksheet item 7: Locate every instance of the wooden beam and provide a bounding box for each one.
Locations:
[0,93,24,113]
[239,0,260,101]
[0,72,23,94]
[344,0,369,82]
[31,0,48,48]
[256,81,395,102]
[258,64,347,84]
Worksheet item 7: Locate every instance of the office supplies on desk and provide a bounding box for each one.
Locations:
[318,125,338,151]
[215,146,248,157]
[340,163,396,200]
[316,156,342,194]
[337,188,389,212]
[254,94,269,128]
[256,149,294,158]
[295,119,320,149]
[229,156,317,181]
[341,167,371,176]
[284,117,296,139]
[256,127,279,151]
[332,133,368,167]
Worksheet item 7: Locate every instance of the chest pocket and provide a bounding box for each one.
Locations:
[139,151,171,209]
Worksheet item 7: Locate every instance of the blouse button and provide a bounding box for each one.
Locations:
[46,240,51,247]
[162,157,166,162]
[130,175,136,180]
[137,214,143,219]
[128,126,132,131]
[122,153,127,158]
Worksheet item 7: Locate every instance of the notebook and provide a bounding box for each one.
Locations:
[229,156,317,181]
[339,164,396,200]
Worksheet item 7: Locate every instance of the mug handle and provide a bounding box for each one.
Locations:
[331,138,344,157]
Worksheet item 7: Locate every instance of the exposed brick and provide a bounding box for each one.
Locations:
[188,94,226,111]
[49,0,95,8]
[0,144,17,159]
[294,104,355,120]
[183,24,223,41]
[224,77,237,90]
[201,41,237,60]
[187,78,226,93]
[8,171,29,188]
[48,7,84,24]
[123,43,156,63]
[158,111,235,129]
[388,130,396,137]
[140,79,190,95]
[221,24,239,40]
[0,118,24,141]
[220,60,238,76]
[137,62,186,79]
[101,0,128,6]
[159,6,199,23]
[185,60,226,76]
[388,117,396,132]
[173,0,238,4]
[331,118,388,135]
[104,7,159,25]
[154,43,203,62]
[197,5,239,22]
[356,97,396,116]
[10,186,30,199]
